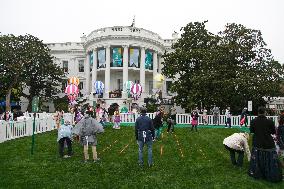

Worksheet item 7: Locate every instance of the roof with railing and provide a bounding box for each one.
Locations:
[84,26,165,45]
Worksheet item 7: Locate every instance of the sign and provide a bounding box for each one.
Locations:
[32,96,39,113]
[248,101,252,112]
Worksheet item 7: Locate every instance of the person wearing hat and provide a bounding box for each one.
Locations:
[57,120,73,158]
[135,107,155,167]
[223,132,251,167]
[73,110,104,163]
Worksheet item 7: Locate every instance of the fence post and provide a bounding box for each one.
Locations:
[0,121,6,143]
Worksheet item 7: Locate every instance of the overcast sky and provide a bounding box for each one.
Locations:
[1,0,283,63]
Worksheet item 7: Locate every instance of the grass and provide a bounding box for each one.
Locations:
[0,125,283,189]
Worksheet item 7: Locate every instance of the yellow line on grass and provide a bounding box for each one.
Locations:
[160,145,164,156]
[119,139,133,154]
[99,140,118,155]
[174,134,185,158]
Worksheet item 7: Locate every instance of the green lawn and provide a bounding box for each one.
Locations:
[0,126,283,189]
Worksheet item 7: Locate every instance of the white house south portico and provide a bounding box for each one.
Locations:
[47,25,178,107]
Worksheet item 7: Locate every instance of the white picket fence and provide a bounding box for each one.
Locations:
[0,113,279,143]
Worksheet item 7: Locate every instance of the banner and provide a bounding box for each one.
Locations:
[129,48,139,67]
[145,51,153,69]
[98,49,106,68]
[112,47,122,67]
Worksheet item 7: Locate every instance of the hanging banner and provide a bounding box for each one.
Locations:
[98,49,106,68]
[129,48,139,67]
[145,50,153,69]
[112,47,122,67]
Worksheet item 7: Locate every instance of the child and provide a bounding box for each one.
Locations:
[191,109,199,131]
[113,107,121,129]
[100,114,107,128]
[57,120,73,158]
[75,111,83,124]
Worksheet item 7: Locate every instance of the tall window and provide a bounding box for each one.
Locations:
[117,79,123,90]
[79,82,84,90]
[149,81,153,94]
[79,60,84,72]
[62,80,68,92]
[166,81,172,95]
[62,61,68,73]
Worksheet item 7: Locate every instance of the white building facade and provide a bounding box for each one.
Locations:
[47,26,178,108]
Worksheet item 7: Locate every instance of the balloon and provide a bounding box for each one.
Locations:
[68,77,80,86]
[131,83,142,94]
[124,81,134,91]
[131,83,142,100]
[67,94,77,102]
[154,74,165,89]
[65,84,79,96]
[94,81,104,94]
[154,74,165,82]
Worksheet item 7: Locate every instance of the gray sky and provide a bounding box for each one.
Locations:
[1,0,283,63]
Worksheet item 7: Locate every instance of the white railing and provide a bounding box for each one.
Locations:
[0,113,279,143]
[0,115,56,143]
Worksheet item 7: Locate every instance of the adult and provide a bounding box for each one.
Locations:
[277,115,284,168]
[153,110,163,139]
[73,111,104,163]
[225,107,232,128]
[212,105,220,126]
[170,107,177,131]
[135,107,155,167]
[223,132,251,167]
[248,107,282,182]
[202,108,208,125]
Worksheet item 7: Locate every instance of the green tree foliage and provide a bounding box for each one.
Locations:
[0,34,65,111]
[162,21,283,113]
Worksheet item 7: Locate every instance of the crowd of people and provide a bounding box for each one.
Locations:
[1,102,283,183]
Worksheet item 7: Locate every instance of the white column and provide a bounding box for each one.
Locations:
[104,46,111,98]
[85,52,90,96]
[153,51,158,80]
[152,51,158,98]
[122,45,129,99]
[140,47,146,99]
[91,49,97,97]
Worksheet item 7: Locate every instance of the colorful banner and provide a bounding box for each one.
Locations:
[129,48,139,67]
[112,47,122,67]
[98,49,106,68]
[145,51,153,69]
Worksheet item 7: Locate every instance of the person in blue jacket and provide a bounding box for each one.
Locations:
[135,107,155,167]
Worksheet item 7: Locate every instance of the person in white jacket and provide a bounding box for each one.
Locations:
[223,132,251,167]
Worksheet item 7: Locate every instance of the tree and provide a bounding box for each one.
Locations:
[162,21,283,113]
[0,34,65,112]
